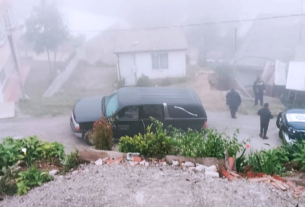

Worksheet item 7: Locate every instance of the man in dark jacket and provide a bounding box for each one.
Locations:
[253,76,265,106]
[257,103,273,139]
[226,88,242,119]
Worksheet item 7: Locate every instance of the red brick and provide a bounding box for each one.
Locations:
[133,156,141,162]
[221,168,236,181]
[273,174,285,182]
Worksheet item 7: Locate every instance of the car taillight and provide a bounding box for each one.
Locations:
[203,121,207,129]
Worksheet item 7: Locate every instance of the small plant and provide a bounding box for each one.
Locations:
[15,166,52,195]
[225,130,244,158]
[92,118,113,150]
[62,151,79,173]
[293,140,305,170]
[37,142,65,164]
[0,162,21,196]
[137,75,150,87]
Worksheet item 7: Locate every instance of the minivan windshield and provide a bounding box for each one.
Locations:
[105,93,119,117]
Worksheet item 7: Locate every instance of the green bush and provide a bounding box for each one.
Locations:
[137,75,150,87]
[62,151,79,173]
[92,118,113,150]
[16,166,52,195]
[119,118,174,156]
[0,137,65,173]
[293,140,305,170]
[0,163,20,196]
[248,148,289,175]
[225,130,244,158]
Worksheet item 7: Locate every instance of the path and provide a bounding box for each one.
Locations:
[0,111,283,153]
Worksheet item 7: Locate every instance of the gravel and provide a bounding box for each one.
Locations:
[1,164,304,207]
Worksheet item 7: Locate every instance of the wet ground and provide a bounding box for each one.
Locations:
[0,110,282,153]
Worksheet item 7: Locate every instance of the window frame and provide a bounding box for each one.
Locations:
[151,52,169,69]
[140,104,164,120]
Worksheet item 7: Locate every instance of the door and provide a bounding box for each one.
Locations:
[113,105,143,139]
[140,105,165,133]
[119,54,136,86]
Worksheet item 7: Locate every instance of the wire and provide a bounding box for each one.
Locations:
[70,13,305,33]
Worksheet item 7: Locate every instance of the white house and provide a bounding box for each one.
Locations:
[114,28,187,86]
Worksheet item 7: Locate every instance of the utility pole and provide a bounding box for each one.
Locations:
[233,28,238,77]
[7,30,25,99]
[300,0,303,44]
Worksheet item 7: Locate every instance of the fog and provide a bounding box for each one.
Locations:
[1,0,304,117]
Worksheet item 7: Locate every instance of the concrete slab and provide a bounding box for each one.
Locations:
[0,102,15,119]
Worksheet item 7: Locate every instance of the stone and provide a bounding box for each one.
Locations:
[205,165,217,172]
[129,161,139,167]
[127,153,140,161]
[72,170,79,176]
[205,171,219,178]
[183,161,195,167]
[49,170,59,176]
[94,158,104,166]
[172,161,179,166]
[196,165,207,172]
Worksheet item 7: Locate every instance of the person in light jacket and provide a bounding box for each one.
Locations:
[226,88,242,119]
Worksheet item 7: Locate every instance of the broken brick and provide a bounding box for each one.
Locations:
[248,177,270,183]
[286,181,297,189]
[247,172,266,178]
[221,168,236,181]
[113,157,123,165]
[230,171,240,178]
[133,157,141,162]
[273,174,285,182]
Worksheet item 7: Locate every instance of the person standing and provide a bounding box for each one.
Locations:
[226,88,242,119]
[253,76,265,106]
[257,103,273,139]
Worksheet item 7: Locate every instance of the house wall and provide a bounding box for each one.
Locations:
[118,50,186,86]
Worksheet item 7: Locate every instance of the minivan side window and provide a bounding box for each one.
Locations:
[141,105,164,119]
[167,105,201,118]
[118,106,139,119]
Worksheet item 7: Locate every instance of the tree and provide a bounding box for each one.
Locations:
[25,0,69,76]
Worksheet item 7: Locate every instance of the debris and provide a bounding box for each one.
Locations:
[205,165,217,172]
[248,177,270,183]
[195,165,207,172]
[229,171,240,178]
[286,181,297,189]
[129,161,139,167]
[183,161,195,167]
[71,170,79,176]
[140,160,146,165]
[221,168,237,181]
[94,158,104,166]
[162,162,167,166]
[172,160,179,166]
[247,172,266,178]
[133,156,142,162]
[205,171,219,178]
[144,162,149,167]
[273,174,285,182]
[113,158,123,165]
[49,170,59,176]
[127,153,140,161]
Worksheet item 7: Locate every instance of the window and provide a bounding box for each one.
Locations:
[0,69,6,85]
[168,105,202,119]
[105,94,119,117]
[118,106,139,119]
[152,53,168,69]
[141,105,164,119]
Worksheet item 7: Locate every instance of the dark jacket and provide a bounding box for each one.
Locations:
[257,108,273,124]
[253,80,265,94]
[226,90,241,107]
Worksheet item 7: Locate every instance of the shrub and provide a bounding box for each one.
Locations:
[293,140,305,170]
[119,118,174,156]
[0,163,20,196]
[38,142,65,164]
[137,75,150,87]
[248,148,289,175]
[62,151,79,173]
[92,118,113,150]
[16,166,52,195]
[160,77,171,86]
[225,130,244,158]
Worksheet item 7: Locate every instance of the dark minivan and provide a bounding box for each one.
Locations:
[70,87,207,145]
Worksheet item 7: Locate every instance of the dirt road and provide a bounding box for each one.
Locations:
[0,110,282,153]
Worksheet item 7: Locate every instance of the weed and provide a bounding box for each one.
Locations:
[292,140,305,170]
[137,75,150,87]
[62,151,79,173]
[15,166,52,195]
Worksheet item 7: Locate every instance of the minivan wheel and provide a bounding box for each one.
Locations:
[84,130,94,146]
[279,129,283,139]
[276,113,282,128]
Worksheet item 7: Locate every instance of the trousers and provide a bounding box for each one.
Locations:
[255,93,264,106]
[260,122,269,137]
[229,106,238,118]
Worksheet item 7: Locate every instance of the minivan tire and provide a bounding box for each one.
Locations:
[279,129,283,139]
[83,130,94,146]
[276,112,282,128]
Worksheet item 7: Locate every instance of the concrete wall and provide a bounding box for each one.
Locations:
[118,50,186,86]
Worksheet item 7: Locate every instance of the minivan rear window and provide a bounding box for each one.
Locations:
[168,105,203,118]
